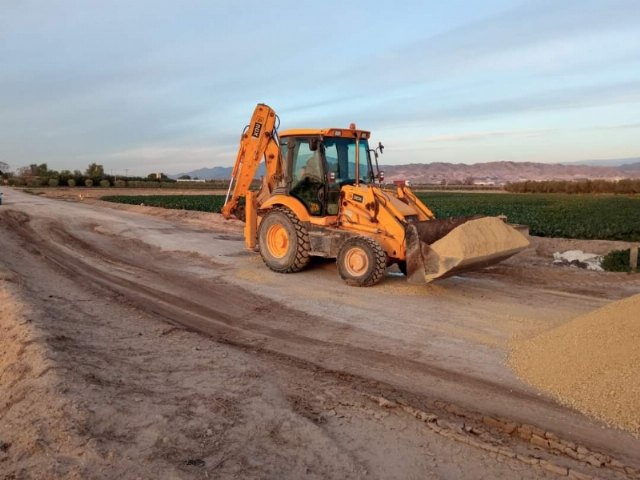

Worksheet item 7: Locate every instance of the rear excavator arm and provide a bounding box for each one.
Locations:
[221,103,282,219]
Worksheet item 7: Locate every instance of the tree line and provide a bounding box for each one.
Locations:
[0,162,239,189]
[0,162,218,188]
[2,162,130,187]
[504,179,640,194]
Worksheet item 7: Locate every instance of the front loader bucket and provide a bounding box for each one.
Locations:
[405,216,530,284]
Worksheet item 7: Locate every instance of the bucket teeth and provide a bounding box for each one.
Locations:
[405,217,530,284]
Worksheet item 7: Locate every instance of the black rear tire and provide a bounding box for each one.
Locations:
[258,208,311,273]
[337,237,387,287]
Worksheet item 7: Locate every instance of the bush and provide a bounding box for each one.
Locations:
[126,180,160,188]
[99,179,111,188]
[602,248,639,272]
[48,178,59,187]
[27,177,46,187]
[84,178,94,187]
[505,179,640,194]
[67,178,76,187]
[114,180,126,188]
[9,178,25,186]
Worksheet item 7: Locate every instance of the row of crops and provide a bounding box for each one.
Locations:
[419,193,640,242]
[102,195,227,212]
[101,193,640,242]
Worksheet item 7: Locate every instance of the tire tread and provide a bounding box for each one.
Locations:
[338,236,387,287]
[260,207,311,273]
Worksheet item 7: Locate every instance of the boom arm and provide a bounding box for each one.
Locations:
[221,103,282,219]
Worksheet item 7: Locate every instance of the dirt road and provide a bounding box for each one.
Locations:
[1,187,639,479]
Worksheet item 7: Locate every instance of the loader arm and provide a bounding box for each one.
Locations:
[221,103,282,219]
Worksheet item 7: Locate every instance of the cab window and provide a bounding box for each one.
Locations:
[323,137,371,184]
[289,137,324,215]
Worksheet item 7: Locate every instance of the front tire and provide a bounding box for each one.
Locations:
[258,208,311,273]
[337,237,387,287]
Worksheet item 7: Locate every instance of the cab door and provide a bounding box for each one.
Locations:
[321,138,347,215]
[288,137,326,216]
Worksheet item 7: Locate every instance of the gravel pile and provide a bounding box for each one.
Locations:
[425,217,529,281]
[510,293,640,434]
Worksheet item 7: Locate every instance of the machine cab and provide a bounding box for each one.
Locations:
[280,128,374,216]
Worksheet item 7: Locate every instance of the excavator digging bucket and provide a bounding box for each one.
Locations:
[405,216,530,284]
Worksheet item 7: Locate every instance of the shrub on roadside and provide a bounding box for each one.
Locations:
[602,249,638,272]
[99,179,111,188]
[27,178,46,187]
[22,189,44,196]
[9,178,25,186]
[84,178,94,187]
[126,180,160,188]
[114,180,126,188]
[505,179,640,194]
[67,178,76,187]
[48,178,59,187]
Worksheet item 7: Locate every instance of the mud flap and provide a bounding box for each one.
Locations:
[405,217,530,284]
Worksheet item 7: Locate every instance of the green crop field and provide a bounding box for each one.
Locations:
[418,192,640,242]
[102,193,640,242]
[101,195,226,212]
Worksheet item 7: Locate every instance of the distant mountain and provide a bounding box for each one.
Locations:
[380,161,640,185]
[172,160,640,185]
[563,157,640,167]
[620,162,640,172]
[171,166,232,179]
[171,164,266,180]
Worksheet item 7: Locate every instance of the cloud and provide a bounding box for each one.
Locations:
[433,81,640,120]
[606,122,640,130]
[423,129,549,144]
[1,0,638,172]
[368,0,640,81]
[94,144,239,173]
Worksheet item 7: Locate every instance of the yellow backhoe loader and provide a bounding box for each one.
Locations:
[221,103,529,286]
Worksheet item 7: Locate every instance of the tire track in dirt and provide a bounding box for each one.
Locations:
[2,210,555,406]
[2,208,639,476]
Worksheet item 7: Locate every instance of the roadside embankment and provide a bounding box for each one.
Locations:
[0,274,90,479]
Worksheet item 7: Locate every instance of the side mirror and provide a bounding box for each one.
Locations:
[328,171,336,182]
[378,142,384,154]
[378,171,385,182]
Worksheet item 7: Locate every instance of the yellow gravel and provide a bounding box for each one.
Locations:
[426,217,529,281]
[510,293,640,434]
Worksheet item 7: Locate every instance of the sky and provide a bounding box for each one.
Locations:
[1,0,639,175]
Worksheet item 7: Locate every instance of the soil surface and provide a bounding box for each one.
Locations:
[2,187,640,479]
